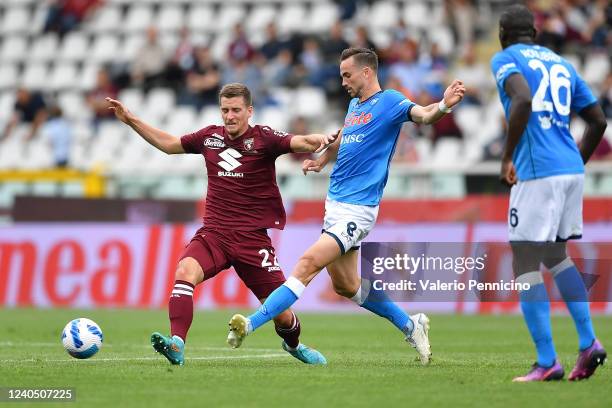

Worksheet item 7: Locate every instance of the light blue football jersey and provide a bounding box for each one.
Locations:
[328,89,415,205]
[491,43,597,181]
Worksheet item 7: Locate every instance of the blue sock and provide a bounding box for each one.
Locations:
[520,282,556,367]
[358,287,413,335]
[248,285,298,332]
[553,261,596,350]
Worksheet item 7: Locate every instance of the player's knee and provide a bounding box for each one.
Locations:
[175,258,203,284]
[294,254,322,282]
[332,280,359,299]
[273,309,293,327]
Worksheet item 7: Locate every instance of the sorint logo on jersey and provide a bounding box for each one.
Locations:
[344,111,372,127]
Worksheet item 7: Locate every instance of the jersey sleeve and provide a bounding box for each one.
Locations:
[386,90,416,124]
[571,70,597,112]
[260,126,295,157]
[180,126,213,154]
[490,51,521,90]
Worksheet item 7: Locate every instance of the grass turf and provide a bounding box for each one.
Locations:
[0,309,609,407]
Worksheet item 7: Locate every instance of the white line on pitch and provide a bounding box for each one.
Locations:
[0,342,280,352]
[0,353,288,363]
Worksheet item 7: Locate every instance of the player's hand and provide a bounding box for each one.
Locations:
[302,159,324,175]
[500,158,517,186]
[106,97,132,124]
[314,130,339,153]
[443,79,466,109]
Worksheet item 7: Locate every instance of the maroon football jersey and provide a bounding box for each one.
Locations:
[181,125,294,231]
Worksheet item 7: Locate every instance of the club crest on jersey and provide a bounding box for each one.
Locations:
[204,138,225,149]
[243,138,254,151]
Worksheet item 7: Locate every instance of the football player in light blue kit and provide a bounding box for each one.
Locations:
[491,5,607,382]
[227,47,465,364]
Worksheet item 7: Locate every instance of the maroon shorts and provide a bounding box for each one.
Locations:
[180,226,286,299]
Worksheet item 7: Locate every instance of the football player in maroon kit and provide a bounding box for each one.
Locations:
[106,83,334,365]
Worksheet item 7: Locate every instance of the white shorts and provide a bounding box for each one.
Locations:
[509,174,583,242]
[322,198,379,254]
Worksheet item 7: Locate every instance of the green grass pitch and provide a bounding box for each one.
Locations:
[0,309,609,407]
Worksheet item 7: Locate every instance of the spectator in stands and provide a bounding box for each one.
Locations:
[351,26,377,53]
[260,23,288,61]
[222,60,265,106]
[600,72,612,118]
[262,49,295,88]
[299,37,324,85]
[313,21,350,93]
[178,46,221,109]
[228,23,255,63]
[289,116,314,163]
[131,26,168,91]
[388,39,428,99]
[451,42,490,105]
[1,88,47,141]
[445,0,478,54]
[41,106,72,168]
[86,68,118,131]
[166,27,196,91]
[44,0,103,38]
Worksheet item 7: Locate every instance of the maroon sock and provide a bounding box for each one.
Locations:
[168,280,194,343]
[275,312,301,349]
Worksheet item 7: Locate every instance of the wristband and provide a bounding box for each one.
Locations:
[438,100,453,113]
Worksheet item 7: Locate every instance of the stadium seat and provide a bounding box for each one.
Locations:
[294,87,327,118]
[454,106,482,141]
[255,107,289,131]
[246,4,277,33]
[0,92,16,121]
[60,32,90,61]
[58,91,89,120]
[91,34,121,63]
[144,88,176,119]
[20,63,49,91]
[85,6,123,33]
[583,53,609,86]
[216,4,246,31]
[307,2,339,33]
[188,5,216,33]
[0,36,28,62]
[1,7,30,34]
[403,2,430,30]
[431,139,462,169]
[277,3,306,35]
[0,182,28,208]
[49,63,79,91]
[597,175,612,196]
[0,64,18,90]
[414,137,433,164]
[280,174,314,199]
[124,5,155,33]
[79,64,101,91]
[29,34,60,62]
[121,34,147,62]
[157,5,184,32]
[428,26,455,55]
[383,174,407,198]
[167,106,198,135]
[369,1,399,30]
[118,88,145,116]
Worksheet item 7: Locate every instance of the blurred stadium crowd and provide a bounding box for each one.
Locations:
[0,0,610,200]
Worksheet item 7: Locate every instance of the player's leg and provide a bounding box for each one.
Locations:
[326,250,431,364]
[510,178,563,381]
[228,233,341,344]
[225,231,327,363]
[544,175,606,380]
[152,231,227,365]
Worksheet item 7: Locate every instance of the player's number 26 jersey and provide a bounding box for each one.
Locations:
[491,43,597,181]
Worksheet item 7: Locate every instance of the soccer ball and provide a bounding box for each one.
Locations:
[61,318,103,359]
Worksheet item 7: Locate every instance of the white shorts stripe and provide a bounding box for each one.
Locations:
[172,289,193,296]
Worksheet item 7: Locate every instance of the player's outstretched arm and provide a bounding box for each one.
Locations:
[302,129,342,175]
[500,73,532,186]
[106,97,185,155]
[410,79,466,125]
[290,131,338,153]
[577,103,607,164]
